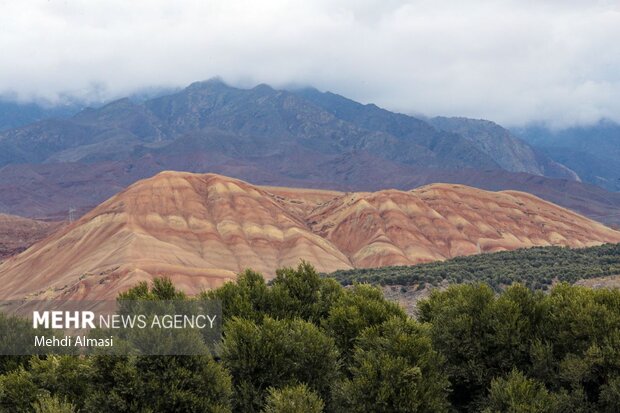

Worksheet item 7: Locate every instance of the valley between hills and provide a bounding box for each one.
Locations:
[1,171,618,301]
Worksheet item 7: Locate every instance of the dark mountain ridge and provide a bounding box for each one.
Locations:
[0,80,564,174]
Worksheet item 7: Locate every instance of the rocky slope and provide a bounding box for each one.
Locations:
[0,172,618,301]
[428,117,579,180]
[0,214,62,261]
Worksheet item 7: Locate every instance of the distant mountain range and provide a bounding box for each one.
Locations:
[0,87,178,131]
[0,79,577,175]
[0,99,80,131]
[515,119,620,192]
[1,172,617,300]
[0,79,618,227]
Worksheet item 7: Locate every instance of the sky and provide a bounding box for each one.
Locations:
[1,0,619,127]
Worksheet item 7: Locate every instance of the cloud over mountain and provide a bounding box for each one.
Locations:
[1,0,619,126]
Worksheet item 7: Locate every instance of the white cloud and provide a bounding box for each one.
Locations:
[1,0,619,127]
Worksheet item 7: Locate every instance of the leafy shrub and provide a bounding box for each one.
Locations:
[482,369,559,413]
[262,384,324,413]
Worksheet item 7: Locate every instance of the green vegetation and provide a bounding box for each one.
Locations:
[331,243,620,290]
[32,394,75,413]
[482,370,559,413]
[1,262,620,411]
[262,384,324,413]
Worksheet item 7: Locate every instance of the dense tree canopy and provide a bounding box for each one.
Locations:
[331,243,620,290]
[1,260,620,412]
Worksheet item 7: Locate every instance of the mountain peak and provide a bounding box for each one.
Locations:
[186,77,230,91]
[252,83,274,92]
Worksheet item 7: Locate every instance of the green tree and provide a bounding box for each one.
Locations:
[322,283,405,359]
[29,356,92,410]
[482,370,559,413]
[134,355,232,413]
[268,261,343,322]
[206,262,344,324]
[204,269,270,323]
[83,355,141,412]
[0,314,34,375]
[118,277,187,301]
[336,317,450,412]
[262,384,324,413]
[0,356,92,412]
[486,285,544,376]
[32,394,75,413]
[417,283,497,409]
[0,367,39,413]
[599,375,620,413]
[85,355,232,413]
[537,284,620,408]
[222,317,339,412]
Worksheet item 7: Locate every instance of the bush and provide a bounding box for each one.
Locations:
[0,367,39,413]
[322,283,406,358]
[482,370,558,413]
[32,394,75,413]
[262,384,324,413]
[222,317,338,412]
[335,317,450,412]
[84,354,232,412]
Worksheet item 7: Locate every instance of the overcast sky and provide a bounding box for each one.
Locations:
[1,0,619,127]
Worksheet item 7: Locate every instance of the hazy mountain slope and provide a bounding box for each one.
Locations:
[293,88,500,169]
[0,172,618,301]
[429,117,579,180]
[1,80,614,228]
[0,99,80,131]
[515,120,620,191]
[0,99,170,165]
[0,81,582,183]
[296,88,574,179]
[536,147,620,192]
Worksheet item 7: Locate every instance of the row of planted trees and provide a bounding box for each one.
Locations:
[332,243,620,290]
[1,262,620,412]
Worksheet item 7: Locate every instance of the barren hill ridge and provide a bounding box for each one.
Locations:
[0,171,618,300]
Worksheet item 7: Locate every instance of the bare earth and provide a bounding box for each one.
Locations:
[0,171,619,300]
[575,275,620,289]
[0,214,62,262]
